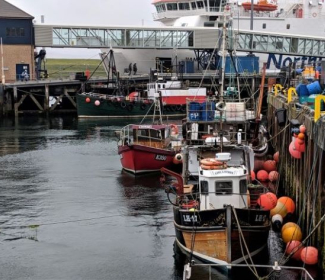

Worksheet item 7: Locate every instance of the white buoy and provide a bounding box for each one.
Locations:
[271,214,283,231]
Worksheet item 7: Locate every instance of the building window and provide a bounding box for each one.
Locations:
[287,24,290,29]
[191,2,197,9]
[179,3,190,10]
[197,1,204,9]
[6,27,25,37]
[263,23,266,29]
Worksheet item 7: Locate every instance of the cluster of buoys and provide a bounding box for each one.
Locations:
[283,223,318,265]
[173,153,183,165]
[252,152,280,192]
[289,124,306,159]
[200,158,227,170]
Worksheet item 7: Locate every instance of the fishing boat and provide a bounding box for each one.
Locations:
[117,122,182,174]
[76,76,207,118]
[242,0,278,12]
[160,12,271,270]
[116,98,183,174]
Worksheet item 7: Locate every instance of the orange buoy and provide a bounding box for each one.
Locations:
[301,246,318,265]
[257,170,269,181]
[173,153,183,164]
[299,125,306,133]
[273,151,279,163]
[296,138,304,145]
[270,201,288,218]
[289,141,302,159]
[257,192,277,210]
[297,133,305,140]
[263,160,277,172]
[282,223,302,243]
[285,240,304,261]
[278,197,295,214]
[85,97,91,103]
[269,171,279,182]
[200,158,224,166]
[281,222,299,234]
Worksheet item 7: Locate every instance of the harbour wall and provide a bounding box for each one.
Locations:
[267,93,325,277]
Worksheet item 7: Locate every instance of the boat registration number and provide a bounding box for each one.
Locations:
[155,155,167,161]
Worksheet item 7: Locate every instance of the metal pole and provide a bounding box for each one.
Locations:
[1,38,5,83]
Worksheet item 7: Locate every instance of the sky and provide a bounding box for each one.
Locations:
[6,0,159,58]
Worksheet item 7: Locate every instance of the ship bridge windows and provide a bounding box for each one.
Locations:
[191,2,197,9]
[215,181,232,195]
[156,4,166,13]
[197,1,204,9]
[167,3,178,10]
[179,3,190,10]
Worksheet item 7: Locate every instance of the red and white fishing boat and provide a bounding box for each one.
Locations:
[117,123,182,174]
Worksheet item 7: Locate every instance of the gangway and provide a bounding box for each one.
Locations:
[34,24,325,58]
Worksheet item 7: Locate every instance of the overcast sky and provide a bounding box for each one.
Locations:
[6,0,159,58]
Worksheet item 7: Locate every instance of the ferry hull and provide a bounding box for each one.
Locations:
[118,144,176,174]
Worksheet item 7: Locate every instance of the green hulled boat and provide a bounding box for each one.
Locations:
[76,92,187,118]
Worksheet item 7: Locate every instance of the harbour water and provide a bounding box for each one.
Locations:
[0,117,318,280]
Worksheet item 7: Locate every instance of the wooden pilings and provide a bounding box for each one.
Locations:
[267,93,325,275]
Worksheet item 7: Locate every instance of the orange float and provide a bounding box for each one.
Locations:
[85,97,91,103]
[273,151,279,163]
[257,170,269,181]
[269,171,279,182]
[297,133,305,140]
[282,223,302,243]
[299,125,306,133]
[257,192,277,210]
[250,170,256,180]
[281,222,299,234]
[289,141,302,159]
[263,160,277,172]
[285,240,304,261]
[270,201,288,218]
[301,247,318,265]
[170,124,179,135]
[278,197,295,214]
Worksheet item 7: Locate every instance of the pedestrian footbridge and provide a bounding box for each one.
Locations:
[34,24,325,58]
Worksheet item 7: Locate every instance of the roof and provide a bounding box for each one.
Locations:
[0,0,34,19]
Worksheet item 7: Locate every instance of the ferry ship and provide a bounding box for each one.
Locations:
[111,0,325,73]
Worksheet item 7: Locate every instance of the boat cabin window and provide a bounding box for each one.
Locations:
[215,181,232,195]
[200,181,209,194]
[197,1,204,9]
[167,3,178,10]
[239,179,248,194]
[204,22,215,27]
[286,24,290,29]
[191,2,197,9]
[263,23,266,29]
[136,129,163,140]
[179,3,190,10]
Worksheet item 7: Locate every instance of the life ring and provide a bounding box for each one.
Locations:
[120,101,127,108]
[201,163,227,170]
[215,101,226,112]
[140,104,147,110]
[200,158,224,166]
[312,12,317,17]
[181,200,198,209]
[170,124,179,135]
